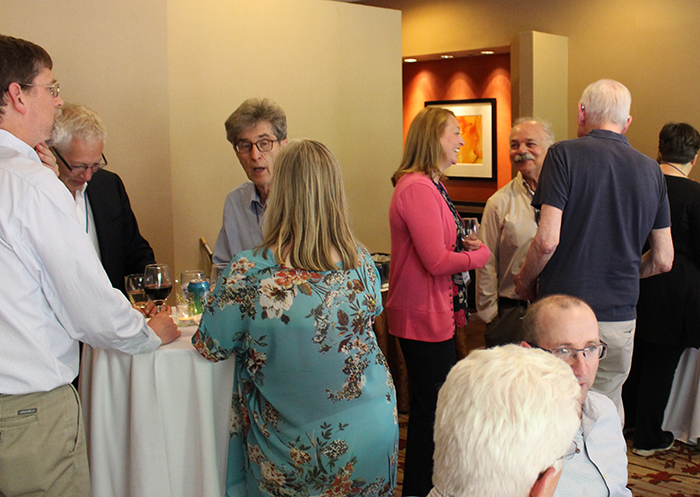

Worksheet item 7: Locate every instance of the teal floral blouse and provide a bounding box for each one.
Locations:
[193,247,398,497]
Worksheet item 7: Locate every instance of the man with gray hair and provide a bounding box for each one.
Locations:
[213,98,288,264]
[522,295,631,497]
[515,79,674,421]
[429,344,581,497]
[51,103,156,295]
[476,117,554,326]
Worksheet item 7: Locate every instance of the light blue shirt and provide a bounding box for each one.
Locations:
[212,181,265,265]
[555,391,632,497]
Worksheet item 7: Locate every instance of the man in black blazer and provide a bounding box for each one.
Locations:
[51,103,155,295]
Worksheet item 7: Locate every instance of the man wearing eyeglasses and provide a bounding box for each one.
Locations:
[522,294,632,497]
[50,103,156,295]
[213,98,288,265]
[0,35,178,496]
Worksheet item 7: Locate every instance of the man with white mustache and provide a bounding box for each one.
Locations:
[476,117,554,326]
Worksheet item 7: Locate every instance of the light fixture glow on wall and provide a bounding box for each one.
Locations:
[404,58,417,63]
[481,50,494,55]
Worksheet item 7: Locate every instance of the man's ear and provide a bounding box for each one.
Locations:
[520,341,532,348]
[621,115,633,134]
[577,103,585,128]
[529,466,561,497]
[5,82,29,114]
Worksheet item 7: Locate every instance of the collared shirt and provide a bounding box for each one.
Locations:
[212,181,265,265]
[555,391,632,497]
[0,129,160,395]
[72,182,101,259]
[476,172,538,324]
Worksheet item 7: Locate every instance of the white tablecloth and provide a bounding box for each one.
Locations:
[80,326,235,497]
[663,347,700,444]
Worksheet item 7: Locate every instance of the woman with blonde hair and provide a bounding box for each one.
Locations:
[194,139,398,497]
[387,107,491,496]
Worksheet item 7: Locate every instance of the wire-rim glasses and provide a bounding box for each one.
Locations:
[52,147,108,173]
[21,81,60,98]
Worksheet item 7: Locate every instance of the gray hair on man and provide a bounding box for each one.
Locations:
[511,116,555,148]
[579,79,631,130]
[432,344,581,497]
[224,97,287,145]
[51,103,107,150]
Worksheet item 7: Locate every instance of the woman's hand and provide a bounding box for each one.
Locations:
[35,142,59,176]
[461,237,483,252]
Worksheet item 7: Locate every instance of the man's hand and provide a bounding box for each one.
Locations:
[35,142,58,176]
[147,311,180,345]
[135,300,171,318]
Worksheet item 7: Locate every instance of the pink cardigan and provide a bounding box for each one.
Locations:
[386,173,491,342]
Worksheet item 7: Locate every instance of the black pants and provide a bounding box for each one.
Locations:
[623,340,685,448]
[398,336,456,497]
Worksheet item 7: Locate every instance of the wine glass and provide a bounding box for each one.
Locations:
[210,263,228,291]
[463,217,479,240]
[143,264,173,312]
[125,273,148,311]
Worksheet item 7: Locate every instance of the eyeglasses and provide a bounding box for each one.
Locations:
[52,147,108,173]
[22,82,60,98]
[234,138,278,154]
[558,440,580,462]
[530,342,608,362]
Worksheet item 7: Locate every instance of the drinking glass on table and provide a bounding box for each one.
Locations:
[180,270,207,299]
[125,274,148,311]
[210,263,228,291]
[143,264,173,312]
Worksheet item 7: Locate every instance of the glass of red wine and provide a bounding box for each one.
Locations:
[143,264,173,312]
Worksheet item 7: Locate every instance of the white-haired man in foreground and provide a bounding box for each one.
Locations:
[429,344,581,497]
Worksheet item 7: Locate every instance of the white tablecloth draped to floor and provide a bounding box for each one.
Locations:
[80,326,235,497]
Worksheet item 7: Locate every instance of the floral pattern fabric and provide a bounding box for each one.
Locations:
[193,247,398,497]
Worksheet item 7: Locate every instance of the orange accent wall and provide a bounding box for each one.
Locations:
[403,54,511,203]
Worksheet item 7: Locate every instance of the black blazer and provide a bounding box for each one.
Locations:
[86,169,156,295]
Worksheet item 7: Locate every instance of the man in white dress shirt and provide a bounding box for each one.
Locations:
[213,98,288,264]
[0,34,179,495]
[522,295,632,497]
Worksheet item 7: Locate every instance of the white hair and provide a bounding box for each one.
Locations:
[579,79,631,130]
[432,344,581,497]
[50,103,107,151]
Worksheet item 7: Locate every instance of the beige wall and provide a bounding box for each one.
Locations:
[1,0,174,267]
[2,0,401,276]
[360,0,700,179]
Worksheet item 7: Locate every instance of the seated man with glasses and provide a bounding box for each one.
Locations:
[213,98,288,265]
[50,103,156,296]
[522,294,632,497]
[430,344,581,497]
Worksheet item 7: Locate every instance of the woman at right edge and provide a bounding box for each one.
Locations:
[387,107,491,496]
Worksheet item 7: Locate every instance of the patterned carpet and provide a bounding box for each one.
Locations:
[396,414,700,497]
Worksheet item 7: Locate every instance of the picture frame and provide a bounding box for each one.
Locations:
[425,98,497,179]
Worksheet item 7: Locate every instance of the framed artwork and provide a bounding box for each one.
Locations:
[425,98,497,179]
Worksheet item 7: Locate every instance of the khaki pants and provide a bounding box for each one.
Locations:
[592,319,636,428]
[0,384,91,497]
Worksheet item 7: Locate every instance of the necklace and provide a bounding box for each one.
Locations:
[660,161,688,177]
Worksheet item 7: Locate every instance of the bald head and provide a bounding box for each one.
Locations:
[522,295,601,403]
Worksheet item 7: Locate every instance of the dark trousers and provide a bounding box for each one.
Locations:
[398,336,456,497]
[623,340,685,448]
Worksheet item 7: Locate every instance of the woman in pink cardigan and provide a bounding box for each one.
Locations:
[387,107,491,497]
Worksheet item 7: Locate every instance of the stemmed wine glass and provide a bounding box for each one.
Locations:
[125,273,148,311]
[143,264,173,312]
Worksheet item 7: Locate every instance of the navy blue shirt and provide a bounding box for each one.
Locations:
[533,129,670,321]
